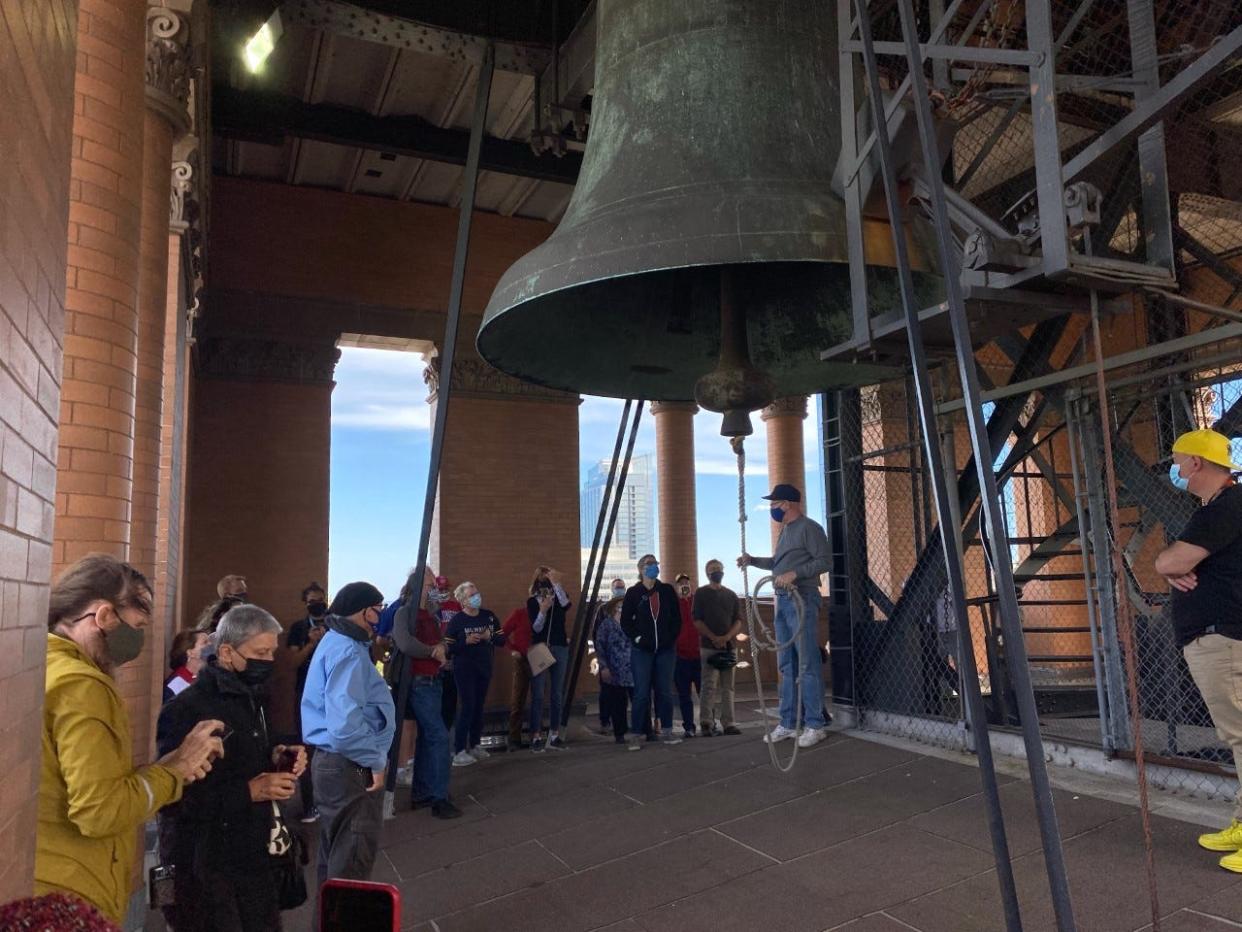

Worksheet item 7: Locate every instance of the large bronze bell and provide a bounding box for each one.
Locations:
[477,0,938,433]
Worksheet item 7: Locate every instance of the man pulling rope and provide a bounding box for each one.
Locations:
[732,437,833,771]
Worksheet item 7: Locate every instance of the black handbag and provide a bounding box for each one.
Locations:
[275,831,309,911]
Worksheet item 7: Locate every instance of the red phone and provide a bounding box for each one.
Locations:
[320,879,400,932]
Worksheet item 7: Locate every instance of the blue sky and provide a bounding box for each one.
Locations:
[329,347,824,599]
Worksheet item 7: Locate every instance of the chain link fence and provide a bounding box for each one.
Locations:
[835,322,1242,802]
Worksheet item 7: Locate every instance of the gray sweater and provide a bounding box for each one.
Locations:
[751,514,831,590]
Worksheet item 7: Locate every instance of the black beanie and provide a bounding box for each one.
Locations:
[329,581,384,618]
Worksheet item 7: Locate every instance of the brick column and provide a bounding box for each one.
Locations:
[426,354,581,713]
[56,0,147,573]
[651,401,698,584]
[762,396,808,547]
[0,0,78,901]
[136,7,191,723]
[56,0,150,765]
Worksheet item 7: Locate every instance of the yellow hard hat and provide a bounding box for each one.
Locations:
[1172,429,1237,469]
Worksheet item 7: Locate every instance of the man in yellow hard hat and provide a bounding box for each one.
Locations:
[1155,428,1242,870]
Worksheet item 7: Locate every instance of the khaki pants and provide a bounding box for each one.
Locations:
[700,648,736,727]
[508,655,531,743]
[1184,634,1242,821]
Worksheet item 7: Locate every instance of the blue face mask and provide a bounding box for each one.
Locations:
[643,563,660,580]
[770,506,786,523]
[1169,463,1190,491]
[611,587,626,599]
[466,593,482,610]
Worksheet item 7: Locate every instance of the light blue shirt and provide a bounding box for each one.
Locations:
[300,626,396,771]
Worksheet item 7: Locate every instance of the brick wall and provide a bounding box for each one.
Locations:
[0,0,78,902]
[208,177,552,315]
[155,234,188,649]
[182,377,332,626]
[435,393,581,708]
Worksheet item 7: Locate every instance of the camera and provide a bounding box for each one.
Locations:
[149,864,176,907]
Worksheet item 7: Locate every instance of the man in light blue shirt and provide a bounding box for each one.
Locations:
[301,581,395,898]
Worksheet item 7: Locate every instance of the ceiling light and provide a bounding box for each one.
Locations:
[242,9,283,74]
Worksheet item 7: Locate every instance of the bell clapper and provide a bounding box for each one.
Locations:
[694,266,776,438]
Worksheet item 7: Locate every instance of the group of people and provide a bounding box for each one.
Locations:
[16,414,1242,932]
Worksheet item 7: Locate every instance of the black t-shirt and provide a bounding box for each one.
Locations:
[692,586,740,649]
[1172,483,1242,647]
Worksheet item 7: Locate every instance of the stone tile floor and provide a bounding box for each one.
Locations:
[178,698,1242,932]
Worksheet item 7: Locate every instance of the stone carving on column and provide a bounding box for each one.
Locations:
[761,396,808,422]
[424,355,578,405]
[169,160,192,234]
[146,6,192,135]
[169,158,204,343]
[196,338,342,384]
[649,401,699,416]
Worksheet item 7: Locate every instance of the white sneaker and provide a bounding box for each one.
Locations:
[394,765,413,786]
[452,750,476,767]
[764,725,798,744]
[469,746,490,761]
[797,726,829,749]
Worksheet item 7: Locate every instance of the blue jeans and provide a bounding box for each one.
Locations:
[529,644,569,734]
[454,662,491,753]
[408,679,450,803]
[775,589,825,730]
[674,656,701,731]
[631,646,676,733]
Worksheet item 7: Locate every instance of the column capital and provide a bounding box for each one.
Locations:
[195,337,341,384]
[649,400,698,416]
[761,395,808,422]
[145,6,192,135]
[424,355,579,406]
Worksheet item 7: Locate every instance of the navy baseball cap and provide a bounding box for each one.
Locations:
[762,483,802,503]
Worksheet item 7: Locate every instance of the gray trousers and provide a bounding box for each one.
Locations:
[312,750,384,915]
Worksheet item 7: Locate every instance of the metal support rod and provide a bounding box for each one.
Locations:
[385,44,495,796]
[936,322,1242,413]
[1147,289,1242,326]
[561,401,644,727]
[1086,238,1161,928]
[564,398,635,704]
[852,2,1022,926]
[886,0,1078,924]
[1065,400,1114,754]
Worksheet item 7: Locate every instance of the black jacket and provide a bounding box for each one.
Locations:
[620,581,682,652]
[156,662,278,874]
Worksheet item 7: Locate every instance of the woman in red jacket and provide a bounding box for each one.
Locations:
[502,607,533,751]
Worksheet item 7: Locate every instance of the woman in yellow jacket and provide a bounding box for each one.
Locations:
[37,555,225,923]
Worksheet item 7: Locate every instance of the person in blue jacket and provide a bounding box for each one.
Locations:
[443,582,505,767]
[300,581,395,897]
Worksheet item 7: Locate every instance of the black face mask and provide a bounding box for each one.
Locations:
[236,658,275,687]
[307,601,328,618]
[708,572,724,584]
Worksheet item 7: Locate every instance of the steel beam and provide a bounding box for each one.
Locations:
[1061,24,1242,184]
[888,0,1077,921]
[1125,0,1174,271]
[385,44,495,799]
[212,84,583,184]
[853,1,1023,925]
[280,0,554,72]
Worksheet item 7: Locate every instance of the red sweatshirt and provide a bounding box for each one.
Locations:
[676,596,699,660]
[502,607,533,656]
[410,608,446,677]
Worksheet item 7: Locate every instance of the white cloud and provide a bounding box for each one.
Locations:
[333,347,431,433]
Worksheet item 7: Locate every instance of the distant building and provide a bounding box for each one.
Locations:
[580,453,655,563]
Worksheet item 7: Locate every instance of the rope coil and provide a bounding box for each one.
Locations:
[735,437,806,773]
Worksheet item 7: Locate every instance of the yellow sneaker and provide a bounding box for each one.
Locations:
[1199,820,1242,852]
[1221,850,1242,873]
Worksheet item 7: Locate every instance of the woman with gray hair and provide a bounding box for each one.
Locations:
[156,604,308,931]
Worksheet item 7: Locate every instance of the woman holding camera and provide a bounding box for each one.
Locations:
[526,566,573,751]
[157,604,307,931]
